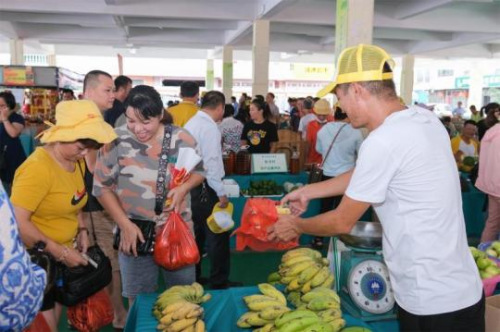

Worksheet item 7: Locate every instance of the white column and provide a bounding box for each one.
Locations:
[46,54,57,66]
[400,54,415,105]
[9,39,24,65]
[252,20,270,97]
[222,46,233,102]
[335,0,374,60]
[467,62,485,109]
[206,58,214,91]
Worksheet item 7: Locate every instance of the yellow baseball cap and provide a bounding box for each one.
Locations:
[39,100,117,144]
[317,44,395,98]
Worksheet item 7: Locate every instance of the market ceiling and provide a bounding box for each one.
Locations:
[0,0,499,61]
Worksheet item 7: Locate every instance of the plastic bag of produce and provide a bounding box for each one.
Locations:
[66,290,113,332]
[154,211,200,270]
[233,198,299,251]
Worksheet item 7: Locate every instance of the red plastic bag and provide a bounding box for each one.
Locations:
[154,212,200,270]
[233,198,299,251]
[24,313,50,332]
[66,289,113,332]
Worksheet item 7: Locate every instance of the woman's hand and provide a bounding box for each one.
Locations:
[61,247,89,268]
[119,220,145,257]
[165,184,189,213]
[281,187,310,216]
[76,230,89,254]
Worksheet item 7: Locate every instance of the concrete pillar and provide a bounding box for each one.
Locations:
[252,20,270,96]
[206,58,214,91]
[222,46,233,102]
[468,62,484,109]
[46,54,57,66]
[335,0,374,60]
[9,39,24,65]
[400,54,415,105]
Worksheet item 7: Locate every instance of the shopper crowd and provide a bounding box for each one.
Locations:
[1,48,499,330]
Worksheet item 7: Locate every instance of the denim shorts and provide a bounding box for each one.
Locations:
[118,252,195,298]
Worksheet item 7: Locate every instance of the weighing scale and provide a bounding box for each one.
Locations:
[330,221,397,322]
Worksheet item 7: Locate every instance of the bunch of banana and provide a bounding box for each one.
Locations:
[237,283,291,329]
[274,309,329,332]
[300,287,345,331]
[153,282,211,318]
[278,248,334,295]
[156,300,206,332]
[153,282,211,332]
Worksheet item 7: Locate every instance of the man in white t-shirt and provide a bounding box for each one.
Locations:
[268,44,484,331]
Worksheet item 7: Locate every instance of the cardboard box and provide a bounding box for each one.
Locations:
[486,294,500,332]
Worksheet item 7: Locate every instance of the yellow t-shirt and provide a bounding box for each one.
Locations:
[11,147,87,247]
[167,101,199,127]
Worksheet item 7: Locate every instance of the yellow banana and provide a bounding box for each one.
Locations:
[258,283,287,305]
[255,323,274,332]
[172,303,200,320]
[279,316,321,332]
[301,280,312,294]
[282,248,321,261]
[321,258,330,266]
[311,266,331,287]
[191,282,204,299]
[307,287,340,303]
[167,318,197,332]
[258,305,291,320]
[286,260,317,277]
[298,263,322,284]
[157,323,167,331]
[307,297,340,311]
[162,300,191,315]
[280,275,296,285]
[181,325,195,332]
[159,312,175,325]
[282,255,315,268]
[274,309,319,328]
[185,307,204,319]
[194,319,205,332]
[237,314,252,328]
[328,318,346,332]
[247,299,284,311]
[286,278,301,292]
[244,295,276,305]
[200,294,211,303]
[246,312,273,327]
[319,274,334,289]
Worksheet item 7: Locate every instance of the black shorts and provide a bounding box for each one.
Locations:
[398,292,485,332]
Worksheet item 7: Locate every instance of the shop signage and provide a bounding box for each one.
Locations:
[455,75,500,88]
[292,64,335,80]
[3,66,35,86]
[251,154,288,174]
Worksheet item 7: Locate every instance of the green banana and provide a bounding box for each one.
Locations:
[278,316,321,332]
[301,280,312,294]
[275,310,319,328]
[280,275,296,285]
[244,311,273,327]
[244,295,277,304]
[237,314,252,328]
[258,283,287,305]
[286,291,302,308]
[259,305,291,320]
[297,263,322,284]
[307,288,340,303]
[255,323,275,332]
[317,308,342,321]
[321,258,330,266]
[286,278,301,292]
[268,272,281,283]
[302,322,334,332]
[320,274,335,289]
[307,297,340,311]
[311,266,331,287]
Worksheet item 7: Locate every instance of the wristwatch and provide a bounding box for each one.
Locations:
[33,240,47,252]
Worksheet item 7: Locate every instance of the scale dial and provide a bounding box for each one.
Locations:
[347,259,395,314]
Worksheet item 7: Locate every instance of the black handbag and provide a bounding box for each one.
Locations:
[308,123,348,184]
[112,219,156,255]
[112,124,172,255]
[55,244,112,307]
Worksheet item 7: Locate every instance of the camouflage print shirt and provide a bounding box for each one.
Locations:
[92,124,205,224]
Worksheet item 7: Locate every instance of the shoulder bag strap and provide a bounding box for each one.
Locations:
[155,124,173,216]
[77,161,97,243]
[319,123,348,168]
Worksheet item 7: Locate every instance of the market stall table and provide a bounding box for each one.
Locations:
[125,286,399,332]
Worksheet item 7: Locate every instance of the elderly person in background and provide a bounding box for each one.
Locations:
[304,99,332,166]
[219,104,244,153]
[0,182,46,331]
[476,122,500,242]
[11,100,116,331]
[0,91,27,195]
[93,85,205,306]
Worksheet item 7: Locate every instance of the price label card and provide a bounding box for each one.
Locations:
[251,154,288,174]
